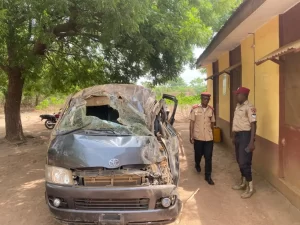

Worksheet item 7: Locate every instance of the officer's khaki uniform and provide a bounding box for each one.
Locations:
[232,100,257,182]
[233,100,257,132]
[190,105,215,141]
[190,105,215,177]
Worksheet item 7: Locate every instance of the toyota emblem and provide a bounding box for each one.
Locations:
[108,158,120,167]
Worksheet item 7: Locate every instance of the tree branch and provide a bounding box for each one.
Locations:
[47,49,84,58]
[27,18,32,41]
[53,21,78,37]
[45,55,59,72]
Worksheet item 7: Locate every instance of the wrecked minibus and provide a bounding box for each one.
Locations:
[44,84,182,225]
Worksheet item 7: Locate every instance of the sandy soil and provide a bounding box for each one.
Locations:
[0,111,300,225]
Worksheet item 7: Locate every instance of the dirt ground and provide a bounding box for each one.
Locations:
[1,111,300,225]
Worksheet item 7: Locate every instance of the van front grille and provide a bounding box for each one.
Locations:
[83,175,143,187]
[74,198,149,211]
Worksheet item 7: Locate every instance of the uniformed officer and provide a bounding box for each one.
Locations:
[189,92,215,185]
[231,87,257,198]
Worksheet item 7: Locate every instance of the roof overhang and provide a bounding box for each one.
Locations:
[256,39,300,65]
[196,0,300,68]
[205,63,241,81]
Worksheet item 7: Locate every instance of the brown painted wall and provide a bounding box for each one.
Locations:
[229,46,242,136]
[280,3,300,45]
[229,45,241,65]
[212,61,219,118]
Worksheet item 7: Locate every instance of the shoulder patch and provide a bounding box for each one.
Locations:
[251,107,256,113]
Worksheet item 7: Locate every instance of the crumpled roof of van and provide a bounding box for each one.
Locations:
[55,84,165,137]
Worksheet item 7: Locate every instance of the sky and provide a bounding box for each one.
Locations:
[181,47,204,84]
[137,47,204,85]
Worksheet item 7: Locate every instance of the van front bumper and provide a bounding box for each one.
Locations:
[45,182,182,225]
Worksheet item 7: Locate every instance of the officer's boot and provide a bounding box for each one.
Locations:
[205,174,215,185]
[232,177,246,190]
[241,181,255,199]
[195,165,201,173]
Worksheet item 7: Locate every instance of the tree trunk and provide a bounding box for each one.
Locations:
[4,68,25,142]
[35,94,40,107]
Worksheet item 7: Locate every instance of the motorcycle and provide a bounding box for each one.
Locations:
[40,110,61,130]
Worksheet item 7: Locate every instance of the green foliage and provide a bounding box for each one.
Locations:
[164,77,187,88]
[35,95,66,110]
[140,81,155,89]
[151,75,207,99]
[0,70,7,95]
[0,0,242,139]
[164,94,200,106]
[0,0,242,93]
[177,95,200,105]
[197,0,243,33]
[189,77,206,95]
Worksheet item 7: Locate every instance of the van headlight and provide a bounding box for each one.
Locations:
[45,165,74,185]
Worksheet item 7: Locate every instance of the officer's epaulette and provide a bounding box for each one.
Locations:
[190,104,199,113]
[192,104,200,109]
[208,105,214,111]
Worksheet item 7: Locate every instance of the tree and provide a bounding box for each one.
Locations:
[0,0,242,141]
[141,81,155,89]
[189,77,206,95]
[165,77,187,88]
[197,0,242,32]
[0,0,152,141]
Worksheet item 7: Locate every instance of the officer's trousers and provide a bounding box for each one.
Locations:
[235,131,253,182]
[194,140,213,176]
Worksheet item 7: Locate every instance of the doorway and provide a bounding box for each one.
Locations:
[279,52,300,189]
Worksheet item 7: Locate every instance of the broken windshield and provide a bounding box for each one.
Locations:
[54,84,159,137]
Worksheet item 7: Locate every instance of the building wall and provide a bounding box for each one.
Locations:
[251,16,280,190]
[216,53,231,146]
[241,17,279,144]
[204,9,300,211]
[241,36,255,103]
[205,64,214,106]
[208,18,280,149]
[218,53,230,122]
[255,16,280,144]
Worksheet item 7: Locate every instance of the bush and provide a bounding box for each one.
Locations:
[177,95,199,105]
[36,96,65,110]
[164,94,199,106]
